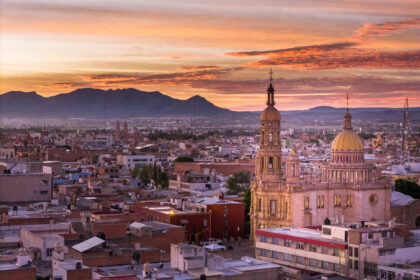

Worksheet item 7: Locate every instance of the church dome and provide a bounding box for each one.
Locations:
[331,130,363,151]
[331,105,363,152]
[260,106,281,121]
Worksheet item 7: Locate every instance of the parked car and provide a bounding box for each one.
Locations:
[200,238,223,246]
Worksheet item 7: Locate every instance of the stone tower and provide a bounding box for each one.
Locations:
[250,72,291,242]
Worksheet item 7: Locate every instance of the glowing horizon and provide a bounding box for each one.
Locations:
[1,0,420,111]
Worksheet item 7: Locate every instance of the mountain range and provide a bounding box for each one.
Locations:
[0,88,418,121]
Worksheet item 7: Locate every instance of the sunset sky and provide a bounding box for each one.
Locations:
[1,0,420,111]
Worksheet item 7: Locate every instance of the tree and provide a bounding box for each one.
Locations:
[226,171,251,195]
[395,179,420,199]
[243,188,251,215]
[131,166,140,178]
[243,188,251,235]
[175,156,194,162]
[135,164,169,188]
[139,164,155,185]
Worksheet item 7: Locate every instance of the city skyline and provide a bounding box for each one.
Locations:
[1,0,420,111]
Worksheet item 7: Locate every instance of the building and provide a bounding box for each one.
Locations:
[0,171,52,203]
[170,243,280,280]
[255,221,410,279]
[20,223,70,262]
[390,191,420,229]
[135,206,210,243]
[183,196,245,241]
[0,248,36,280]
[250,80,392,241]
[117,154,155,171]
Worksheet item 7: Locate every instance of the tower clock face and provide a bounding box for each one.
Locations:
[368,194,378,206]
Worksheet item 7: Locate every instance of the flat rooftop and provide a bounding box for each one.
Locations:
[257,227,347,249]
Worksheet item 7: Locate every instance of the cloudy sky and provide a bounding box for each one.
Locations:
[1,0,419,110]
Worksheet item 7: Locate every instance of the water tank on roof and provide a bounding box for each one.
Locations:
[324,217,331,225]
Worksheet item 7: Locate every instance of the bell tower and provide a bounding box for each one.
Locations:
[250,71,291,243]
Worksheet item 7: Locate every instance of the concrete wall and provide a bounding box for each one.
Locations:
[0,173,52,203]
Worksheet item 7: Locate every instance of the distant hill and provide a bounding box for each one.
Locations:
[0,88,418,121]
[0,88,237,118]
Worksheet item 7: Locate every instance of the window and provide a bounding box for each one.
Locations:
[349,247,353,257]
[258,199,262,212]
[304,197,309,209]
[333,248,339,256]
[308,244,317,252]
[309,259,318,267]
[322,246,329,254]
[368,233,373,239]
[346,195,353,207]
[323,227,331,235]
[349,259,353,269]
[333,263,340,272]
[317,196,325,208]
[272,251,280,259]
[260,249,268,257]
[297,256,305,265]
[284,239,292,247]
[40,190,49,195]
[272,237,280,245]
[284,253,292,261]
[260,235,267,243]
[268,157,273,169]
[270,200,277,216]
[296,242,304,250]
[354,248,359,257]
[268,132,273,142]
[260,157,264,172]
[334,195,341,207]
[322,261,329,269]
[203,219,208,227]
[46,248,53,257]
[354,260,359,270]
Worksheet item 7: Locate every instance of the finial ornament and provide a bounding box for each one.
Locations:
[266,69,275,106]
[346,92,349,110]
[343,92,352,130]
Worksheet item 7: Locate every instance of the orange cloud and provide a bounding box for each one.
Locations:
[179,66,220,71]
[246,48,420,70]
[226,42,358,57]
[227,41,420,70]
[353,18,420,40]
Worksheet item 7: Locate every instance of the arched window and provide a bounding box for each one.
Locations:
[269,157,273,169]
[268,132,273,142]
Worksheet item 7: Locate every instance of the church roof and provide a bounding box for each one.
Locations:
[391,191,416,206]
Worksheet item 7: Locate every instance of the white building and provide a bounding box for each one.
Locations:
[117,154,156,171]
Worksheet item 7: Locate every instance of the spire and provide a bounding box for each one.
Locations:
[266,69,275,106]
[343,92,352,130]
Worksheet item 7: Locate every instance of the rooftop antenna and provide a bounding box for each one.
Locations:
[401,97,410,164]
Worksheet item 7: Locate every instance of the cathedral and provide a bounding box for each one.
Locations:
[250,78,392,242]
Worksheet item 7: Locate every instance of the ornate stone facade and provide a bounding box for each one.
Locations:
[250,82,392,243]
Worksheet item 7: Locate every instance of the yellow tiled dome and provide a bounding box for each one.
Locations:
[331,130,363,151]
[260,106,281,121]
